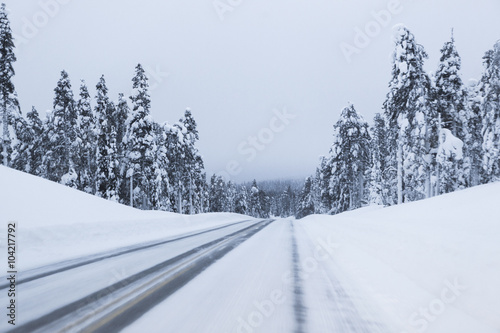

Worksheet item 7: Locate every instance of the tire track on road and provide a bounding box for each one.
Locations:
[290,221,306,333]
[0,219,254,289]
[8,219,274,333]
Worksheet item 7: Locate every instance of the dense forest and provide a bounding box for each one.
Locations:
[0,4,299,219]
[294,27,500,218]
[1,4,499,219]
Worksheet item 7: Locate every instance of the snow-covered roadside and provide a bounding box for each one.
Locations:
[0,166,254,270]
[298,182,500,333]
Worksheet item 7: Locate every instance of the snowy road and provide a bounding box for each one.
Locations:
[123,219,388,333]
[1,218,391,333]
[1,219,273,332]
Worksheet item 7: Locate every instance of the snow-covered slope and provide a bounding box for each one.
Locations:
[0,166,253,269]
[298,182,500,332]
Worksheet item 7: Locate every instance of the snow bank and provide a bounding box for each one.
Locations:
[0,166,253,269]
[299,183,500,332]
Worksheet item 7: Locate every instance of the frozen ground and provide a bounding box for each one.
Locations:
[1,166,499,332]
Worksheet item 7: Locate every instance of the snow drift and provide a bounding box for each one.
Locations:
[0,166,253,269]
[299,182,500,332]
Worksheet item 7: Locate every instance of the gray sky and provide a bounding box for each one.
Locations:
[4,0,500,182]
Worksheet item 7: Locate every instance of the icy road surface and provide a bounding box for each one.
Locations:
[1,218,394,333]
[123,219,389,333]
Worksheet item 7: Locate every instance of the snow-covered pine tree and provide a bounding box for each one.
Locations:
[311,167,322,214]
[383,25,434,203]
[280,186,292,217]
[11,111,30,173]
[162,109,206,214]
[125,64,155,208]
[434,33,467,193]
[368,113,390,206]
[258,188,271,218]
[149,121,171,211]
[435,32,467,138]
[234,186,248,215]
[0,3,20,166]
[24,107,43,175]
[94,75,119,201]
[115,93,129,155]
[463,79,484,186]
[115,93,133,203]
[11,106,43,175]
[326,104,371,214]
[249,179,262,217]
[192,156,207,213]
[436,127,464,194]
[165,122,187,213]
[296,176,315,219]
[226,181,237,213]
[180,108,205,214]
[480,41,500,182]
[208,174,227,213]
[43,70,77,185]
[317,156,333,214]
[74,80,96,193]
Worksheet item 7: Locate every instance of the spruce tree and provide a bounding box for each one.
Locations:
[25,107,43,175]
[208,174,227,212]
[150,122,171,211]
[280,186,292,217]
[326,104,371,213]
[433,33,467,193]
[317,156,333,213]
[125,64,155,208]
[0,3,19,166]
[180,108,204,214]
[234,186,248,215]
[12,107,42,174]
[11,112,30,172]
[95,75,119,200]
[463,79,484,186]
[383,26,434,203]
[115,93,132,203]
[74,80,96,193]
[480,41,500,181]
[296,177,315,219]
[436,128,465,193]
[43,70,77,184]
[249,179,262,217]
[368,113,390,205]
[435,32,466,137]
[226,181,237,213]
[166,122,187,213]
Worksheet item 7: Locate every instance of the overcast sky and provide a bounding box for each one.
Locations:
[3,0,500,182]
